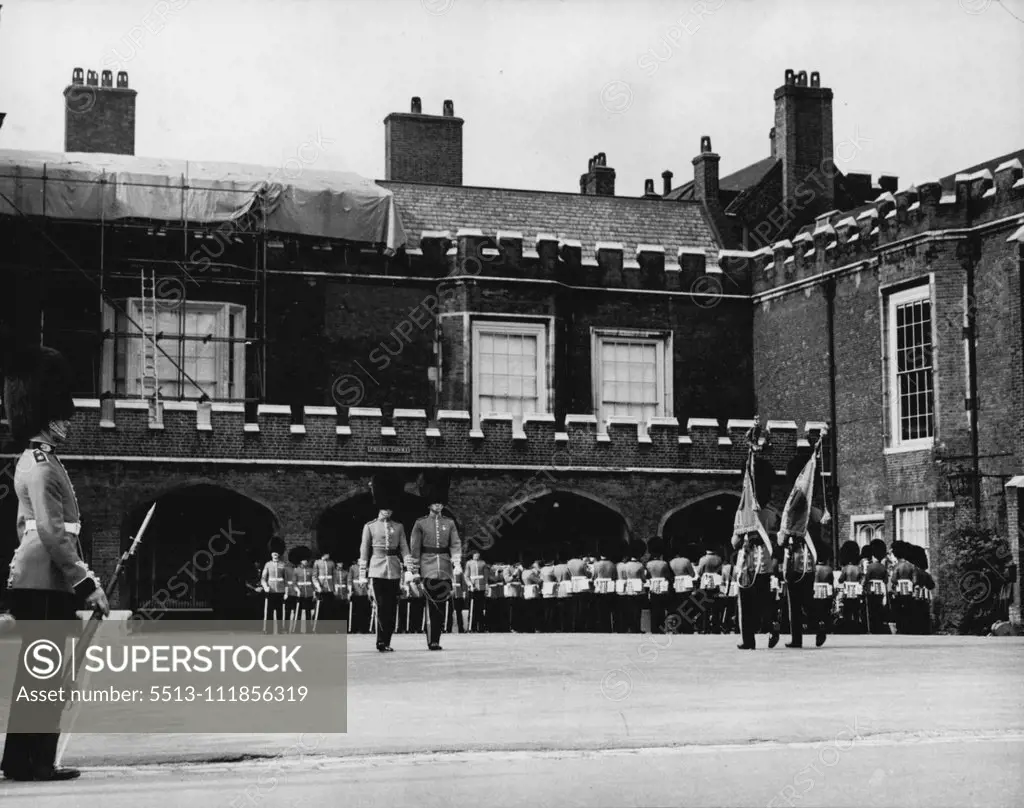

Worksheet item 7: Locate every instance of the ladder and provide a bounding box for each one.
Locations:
[139,269,161,413]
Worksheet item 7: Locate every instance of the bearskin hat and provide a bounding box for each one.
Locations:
[628,538,646,560]
[420,470,450,507]
[870,538,888,561]
[268,535,286,557]
[839,541,860,567]
[3,345,77,451]
[646,535,665,557]
[371,473,404,511]
[288,545,313,565]
[860,544,873,562]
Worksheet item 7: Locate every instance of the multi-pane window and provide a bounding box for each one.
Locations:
[852,519,884,548]
[104,299,246,400]
[895,505,929,564]
[472,321,547,429]
[887,285,934,446]
[592,330,671,433]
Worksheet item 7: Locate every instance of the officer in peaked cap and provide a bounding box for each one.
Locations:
[410,472,462,651]
[359,474,413,652]
[2,346,109,782]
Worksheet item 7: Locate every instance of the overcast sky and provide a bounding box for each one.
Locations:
[1,0,1022,195]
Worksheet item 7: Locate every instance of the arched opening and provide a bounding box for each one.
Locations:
[486,488,630,563]
[316,488,461,565]
[121,482,279,619]
[660,492,740,558]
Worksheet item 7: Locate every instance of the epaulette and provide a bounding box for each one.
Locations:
[32,449,49,464]
[365,520,376,527]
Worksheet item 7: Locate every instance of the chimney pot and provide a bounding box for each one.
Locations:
[701,135,712,154]
[644,179,655,196]
[810,71,820,88]
[662,170,674,196]
[580,154,615,196]
[72,67,84,85]
[86,70,99,87]
[411,96,422,113]
[443,99,454,117]
[101,70,113,88]
[117,71,129,88]
[797,70,808,87]
[785,68,795,86]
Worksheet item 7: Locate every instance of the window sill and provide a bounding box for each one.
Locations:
[883,440,934,455]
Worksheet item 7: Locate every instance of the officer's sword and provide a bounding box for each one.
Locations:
[55,501,157,767]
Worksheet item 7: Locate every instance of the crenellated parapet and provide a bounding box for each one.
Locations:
[753,160,1024,295]
[403,229,754,296]
[39,400,826,474]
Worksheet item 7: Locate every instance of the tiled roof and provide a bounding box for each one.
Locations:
[665,156,778,201]
[378,181,721,259]
[725,160,782,216]
[938,148,1024,189]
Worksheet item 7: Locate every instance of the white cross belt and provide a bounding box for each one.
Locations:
[25,520,81,536]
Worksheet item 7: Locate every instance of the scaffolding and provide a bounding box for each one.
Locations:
[0,149,407,412]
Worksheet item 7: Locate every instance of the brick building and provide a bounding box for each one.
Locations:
[0,67,1020,621]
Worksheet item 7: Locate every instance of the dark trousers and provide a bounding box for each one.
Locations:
[314,593,338,632]
[698,591,720,634]
[293,597,314,632]
[737,576,775,647]
[841,597,864,633]
[649,593,671,633]
[445,597,466,633]
[865,593,889,634]
[891,594,913,634]
[265,592,286,629]
[2,589,78,779]
[468,592,487,631]
[786,575,815,645]
[424,582,448,646]
[672,592,697,634]
[348,595,371,634]
[371,578,400,648]
[617,596,641,633]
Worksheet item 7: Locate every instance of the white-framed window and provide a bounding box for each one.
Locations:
[103,299,246,400]
[886,284,934,448]
[591,329,673,433]
[850,515,884,548]
[895,504,929,562]
[471,320,548,429]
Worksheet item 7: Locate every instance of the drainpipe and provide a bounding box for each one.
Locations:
[963,184,982,524]
[824,277,840,561]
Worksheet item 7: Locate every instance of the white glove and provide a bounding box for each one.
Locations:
[454,562,463,576]
[404,571,415,584]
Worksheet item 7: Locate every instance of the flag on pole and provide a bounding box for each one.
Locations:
[780,446,819,563]
[733,453,772,555]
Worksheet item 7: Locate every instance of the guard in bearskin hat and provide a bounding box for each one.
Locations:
[359,474,412,652]
[410,471,462,650]
[695,543,724,634]
[909,544,935,634]
[566,542,591,632]
[260,536,290,634]
[667,537,697,634]
[837,541,865,633]
[616,539,647,633]
[2,346,109,782]
[863,538,890,634]
[645,536,672,634]
[591,540,618,633]
[889,541,917,634]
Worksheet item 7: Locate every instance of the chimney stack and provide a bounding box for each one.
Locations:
[579,153,616,196]
[662,170,674,196]
[692,135,720,207]
[384,96,464,185]
[644,179,660,198]
[774,69,834,223]
[63,67,137,155]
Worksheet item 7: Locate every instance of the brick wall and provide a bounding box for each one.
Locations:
[64,76,137,155]
[384,112,463,185]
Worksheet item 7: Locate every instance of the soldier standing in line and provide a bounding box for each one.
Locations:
[312,551,336,630]
[348,557,371,634]
[487,563,507,632]
[539,558,558,632]
[409,474,461,651]
[696,545,724,634]
[668,539,697,634]
[519,560,541,633]
[503,561,523,632]
[910,545,935,635]
[889,541,917,634]
[591,547,618,633]
[465,551,489,632]
[359,474,413,653]
[290,550,316,634]
[837,541,865,633]
[619,541,648,634]
[332,556,349,634]
[645,537,672,634]
[552,555,572,632]
[1,346,109,783]
[864,538,891,634]
[566,548,590,632]
[261,539,290,634]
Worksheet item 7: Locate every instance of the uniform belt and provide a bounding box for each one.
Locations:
[24,520,81,536]
[421,546,450,554]
[384,549,401,556]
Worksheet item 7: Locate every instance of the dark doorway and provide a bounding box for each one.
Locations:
[316,489,461,565]
[661,493,740,559]
[122,482,278,619]
[487,490,629,563]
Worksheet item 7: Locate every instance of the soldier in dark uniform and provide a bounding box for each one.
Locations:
[358,474,413,652]
[780,514,819,649]
[668,538,697,634]
[889,541,916,634]
[909,545,935,635]
[695,546,724,634]
[591,547,617,633]
[2,346,109,782]
[348,557,371,634]
[465,551,489,632]
[733,501,781,651]
[312,551,336,631]
[645,537,672,634]
[811,544,835,647]
[837,541,865,633]
[519,560,542,633]
[410,473,461,651]
[539,559,557,632]
[566,549,591,633]
[864,539,890,634]
[618,541,647,634]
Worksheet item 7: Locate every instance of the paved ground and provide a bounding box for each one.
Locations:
[1,633,1022,806]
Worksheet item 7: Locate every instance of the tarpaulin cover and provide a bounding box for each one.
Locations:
[0,149,407,253]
